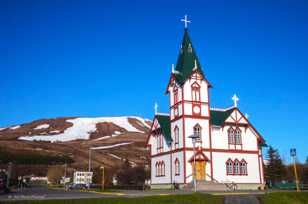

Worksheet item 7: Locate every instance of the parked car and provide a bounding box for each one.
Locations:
[0,178,9,194]
[65,183,87,190]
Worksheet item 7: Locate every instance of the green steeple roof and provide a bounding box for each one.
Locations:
[174,29,208,85]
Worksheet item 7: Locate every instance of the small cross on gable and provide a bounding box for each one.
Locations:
[232,94,239,107]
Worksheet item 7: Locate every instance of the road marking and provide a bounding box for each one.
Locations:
[212,192,251,195]
[88,191,126,196]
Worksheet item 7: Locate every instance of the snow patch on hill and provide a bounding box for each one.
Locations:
[18,116,148,142]
[10,125,20,130]
[34,124,50,130]
[90,142,133,150]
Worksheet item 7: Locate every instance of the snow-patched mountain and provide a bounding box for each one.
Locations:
[16,116,150,142]
[0,116,152,168]
[0,116,151,142]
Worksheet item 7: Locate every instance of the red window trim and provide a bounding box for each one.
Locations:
[226,158,248,176]
[174,126,179,149]
[191,82,201,102]
[193,124,202,143]
[235,127,242,145]
[226,158,233,175]
[228,127,235,145]
[173,87,178,104]
[175,158,180,176]
[155,161,166,177]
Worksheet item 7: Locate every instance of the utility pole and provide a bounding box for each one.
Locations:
[88,148,92,172]
[290,148,300,192]
[6,162,12,189]
[100,166,105,191]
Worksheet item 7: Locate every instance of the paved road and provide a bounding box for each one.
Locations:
[0,187,106,201]
[0,186,266,201]
[224,195,260,204]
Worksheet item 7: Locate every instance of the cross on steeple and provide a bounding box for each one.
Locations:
[154,102,158,114]
[181,14,191,29]
[232,94,239,107]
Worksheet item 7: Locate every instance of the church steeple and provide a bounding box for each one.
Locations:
[173,29,211,87]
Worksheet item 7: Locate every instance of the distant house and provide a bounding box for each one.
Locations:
[73,171,93,184]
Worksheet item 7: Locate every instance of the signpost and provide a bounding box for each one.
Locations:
[290,148,300,192]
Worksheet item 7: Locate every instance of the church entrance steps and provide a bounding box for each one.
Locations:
[184,180,238,191]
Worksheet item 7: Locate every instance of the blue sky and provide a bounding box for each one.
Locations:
[1,0,308,162]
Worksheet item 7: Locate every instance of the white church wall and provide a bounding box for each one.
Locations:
[211,126,228,149]
[242,128,259,151]
[170,119,183,149]
[184,119,210,149]
[171,151,185,184]
[212,152,261,184]
[182,77,209,103]
[211,125,259,151]
[151,154,171,184]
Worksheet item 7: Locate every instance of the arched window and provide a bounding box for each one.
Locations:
[191,82,201,102]
[235,127,242,145]
[174,126,179,148]
[155,162,159,177]
[175,159,180,176]
[226,159,233,175]
[234,159,240,175]
[193,124,202,141]
[173,87,178,104]
[240,160,247,175]
[156,131,164,153]
[161,161,165,176]
[228,127,235,144]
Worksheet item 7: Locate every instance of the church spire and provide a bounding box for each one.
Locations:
[173,28,207,85]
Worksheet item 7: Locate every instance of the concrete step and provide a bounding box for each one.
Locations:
[184,180,236,191]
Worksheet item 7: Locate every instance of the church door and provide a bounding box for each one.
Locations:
[193,161,205,180]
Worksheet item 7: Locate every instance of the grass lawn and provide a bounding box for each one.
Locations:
[259,192,308,204]
[3,193,223,204]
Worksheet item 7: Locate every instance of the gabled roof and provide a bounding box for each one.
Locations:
[173,29,211,86]
[210,107,235,126]
[156,114,172,143]
[210,107,266,145]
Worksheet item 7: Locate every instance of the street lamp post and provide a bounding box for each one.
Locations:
[188,134,198,192]
[168,140,173,189]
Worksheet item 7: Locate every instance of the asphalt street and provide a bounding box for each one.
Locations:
[0,186,266,202]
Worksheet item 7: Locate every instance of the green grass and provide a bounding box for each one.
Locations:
[259,192,308,204]
[3,193,223,204]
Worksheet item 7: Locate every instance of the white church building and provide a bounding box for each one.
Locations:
[146,16,266,190]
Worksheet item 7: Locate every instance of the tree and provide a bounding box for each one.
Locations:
[265,146,286,185]
[303,157,308,184]
[47,165,64,184]
[116,159,133,186]
[92,166,115,186]
[116,159,148,186]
